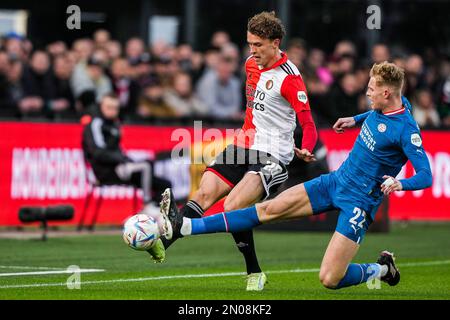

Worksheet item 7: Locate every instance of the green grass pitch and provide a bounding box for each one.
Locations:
[1,223,450,300]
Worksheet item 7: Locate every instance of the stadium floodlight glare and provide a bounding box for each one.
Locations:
[18,205,74,241]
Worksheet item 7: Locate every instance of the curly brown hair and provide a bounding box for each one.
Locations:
[370,61,405,92]
[247,11,286,40]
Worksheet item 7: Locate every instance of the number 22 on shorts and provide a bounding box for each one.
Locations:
[349,207,366,229]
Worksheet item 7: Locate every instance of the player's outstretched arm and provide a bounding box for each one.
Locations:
[332,117,355,133]
[279,74,318,162]
[382,124,433,196]
[333,110,373,133]
[294,147,316,162]
[400,123,432,190]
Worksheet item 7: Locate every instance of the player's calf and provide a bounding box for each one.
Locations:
[257,185,313,223]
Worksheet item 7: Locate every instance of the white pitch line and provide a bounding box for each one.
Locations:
[0,259,449,289]
[0,265,64,271]
[0,269,105,277]
[397,260,450,267]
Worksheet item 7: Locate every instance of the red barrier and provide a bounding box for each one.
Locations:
[0,122,449,226]
[1,122,197,226]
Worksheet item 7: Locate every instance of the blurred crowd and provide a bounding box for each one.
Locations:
[0,29,449,129]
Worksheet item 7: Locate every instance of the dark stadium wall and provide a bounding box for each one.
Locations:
[3,0,450,54]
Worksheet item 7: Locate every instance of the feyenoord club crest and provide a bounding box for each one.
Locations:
[266,79,273,90]
[378,123,387,132]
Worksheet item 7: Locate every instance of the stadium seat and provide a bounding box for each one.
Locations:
[77,162,139,231]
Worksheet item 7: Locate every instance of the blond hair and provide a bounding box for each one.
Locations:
[369,61,404,93]
[247,11,286,40]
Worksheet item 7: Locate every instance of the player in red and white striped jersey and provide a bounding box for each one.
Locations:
[154,11,318,291]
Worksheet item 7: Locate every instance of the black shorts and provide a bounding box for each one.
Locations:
[206,144,288,199]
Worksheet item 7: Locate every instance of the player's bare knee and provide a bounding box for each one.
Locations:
[194,186,216,208]
[319,270,340,289]
[223,197,240,212]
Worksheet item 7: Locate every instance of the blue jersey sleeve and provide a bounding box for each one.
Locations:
[353,111,372,125]
[398,123,432,191]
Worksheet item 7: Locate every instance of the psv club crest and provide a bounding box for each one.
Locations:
[377,123,387,133]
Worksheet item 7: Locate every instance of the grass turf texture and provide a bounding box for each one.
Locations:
[0,223,449,300]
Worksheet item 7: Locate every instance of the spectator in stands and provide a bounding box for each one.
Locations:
[196,54,242,119]
[436,58,450,127]
[72,38,94,64]
[333,40,357,61]
[302,48,332,125]
[0,51,10,106]
[355,63,371,112]
[124,38,152,88]
[404,54,427,99]
[70,54,112,114]
[371,43,390,64]
[65,50,78,70]
[110,57,140,117]
[136,80,176,118]
[177,44,194,74]
[151,40,172,61]
[413,89,441,128]
[325,73,360,124]
[46,41,67,59]
[93,29,111,49]
[305,48,332,87]
[3,33,27,62]
[392,54,407,71]
[202,46,221,75]
[49,54,75,118]
[220,43,240,74]
[164,72,208,117]
[211,31,231,49]
[0,54,23,117]
[82,93,171,209]
[176,44,206,84]
[152,56,173,88]
[91,48,111,69]
[125,37,146,66]
[286,38,308,70]
[105,40,122,61]
[20,50,56,118]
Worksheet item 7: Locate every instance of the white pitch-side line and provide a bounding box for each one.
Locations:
[397,260,450,267]
[0,265,64,271]
[0,269,105,277]
[0,269,322,289]
[0,259,449,289]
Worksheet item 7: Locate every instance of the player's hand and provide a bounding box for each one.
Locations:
[294,147,316,162]
[333,117,356,133]
[381,175,403,196]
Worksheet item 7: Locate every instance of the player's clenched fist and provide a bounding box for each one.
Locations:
[294,147,316,162]
[333,117,356,133]
[381,175,403,195]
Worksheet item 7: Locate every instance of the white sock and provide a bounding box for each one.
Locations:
[180,217,192,236]
[379,264,388,277]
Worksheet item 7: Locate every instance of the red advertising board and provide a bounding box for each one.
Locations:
[1,122,198,226]
[0,122,449,226]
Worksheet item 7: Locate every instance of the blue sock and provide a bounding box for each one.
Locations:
[191,206,260,235]
[335,263,381,289]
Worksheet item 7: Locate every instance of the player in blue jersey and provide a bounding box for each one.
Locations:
[159,61,432,289]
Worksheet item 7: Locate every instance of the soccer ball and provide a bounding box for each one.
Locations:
[122,213,160,251]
